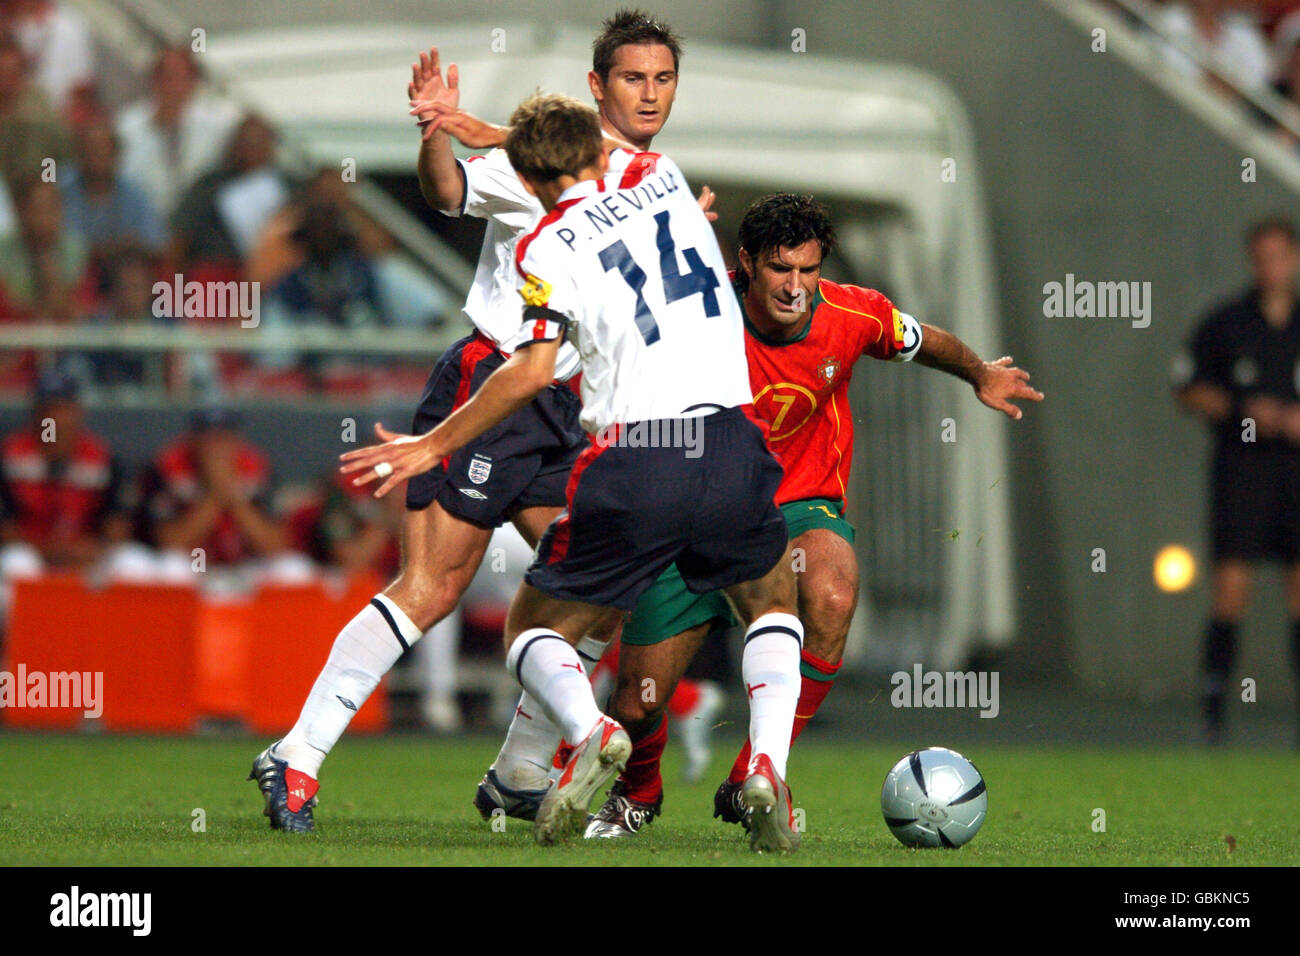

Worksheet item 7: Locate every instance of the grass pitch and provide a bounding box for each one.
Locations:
[0,732,1292,866]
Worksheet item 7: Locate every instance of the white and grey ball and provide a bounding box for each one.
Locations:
[880,747,987,848]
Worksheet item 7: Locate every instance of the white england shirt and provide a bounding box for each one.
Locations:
[442,147,638,381]
[512,152,752,434]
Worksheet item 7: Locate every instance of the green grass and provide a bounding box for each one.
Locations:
[0,733,1292,865]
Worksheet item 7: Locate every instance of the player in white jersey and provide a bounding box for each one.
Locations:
[341,94,805,852]
[247,11,705,833]
[410,17,733,825]
[514,151,749,428]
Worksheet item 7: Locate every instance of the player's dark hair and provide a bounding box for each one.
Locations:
[505,93,604,184]
[1247,217,1299,248]
[592,9,683,84]
[735,193,837,292]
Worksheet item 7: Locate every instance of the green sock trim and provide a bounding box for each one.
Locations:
[800,660,838,682]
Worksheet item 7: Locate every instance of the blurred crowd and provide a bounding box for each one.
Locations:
[0,366,535,729]
[1119,1,1300,143]
[0,368,410,591]
[0,0,450,400]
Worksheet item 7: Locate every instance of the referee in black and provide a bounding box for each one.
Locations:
[1174,217,1300,746]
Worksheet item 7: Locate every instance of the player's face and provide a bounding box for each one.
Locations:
[589,43,677,148]
[743,240,825,333]
[1250,231,1300,294]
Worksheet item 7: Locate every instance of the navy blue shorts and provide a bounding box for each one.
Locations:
[406,332,586,528]
[525,405,788,610]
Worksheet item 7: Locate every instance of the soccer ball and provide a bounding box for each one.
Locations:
[880,747,987,848]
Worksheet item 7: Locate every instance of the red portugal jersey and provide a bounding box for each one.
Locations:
[744,278,909,505]
[0,428,120,549]
[143,438,277,566]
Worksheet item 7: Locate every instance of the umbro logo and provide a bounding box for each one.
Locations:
[336,695,357,711]
[459,487,488,499]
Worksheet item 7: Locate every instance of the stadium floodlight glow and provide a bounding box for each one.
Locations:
[1153,544,1196,593]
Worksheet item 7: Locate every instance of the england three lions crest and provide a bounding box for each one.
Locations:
[468,455,492,485]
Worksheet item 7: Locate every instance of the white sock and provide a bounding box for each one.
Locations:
[742,612,803,779]
[419,607,460,710]
[493,636,609,789]
[505,628,602,746]
[277,594,422,777]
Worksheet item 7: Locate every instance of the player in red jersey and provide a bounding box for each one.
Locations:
[583,193,1043,838]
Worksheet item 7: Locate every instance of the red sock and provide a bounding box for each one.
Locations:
[620,715,668,804]
[666,677,701,719]
[727,649,841,783]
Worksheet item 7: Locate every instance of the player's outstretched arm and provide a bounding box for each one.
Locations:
[410,99,510,149]
[340,339,560,498]
[409,47,468,212]
[405,106,679,175]
[916,323,1044,421]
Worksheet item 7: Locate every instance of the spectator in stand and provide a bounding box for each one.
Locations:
[269,201,382,329]
[1156,0,1273,93]
[170,114,288,277]
[2,0,95,116]
[1259,1,1300,44]
[115,46,239,218]
[56,246,174,394]
[289,469,403,580]
[0,32,70,194]
[61,118,166,274]
[255,200,385,389]
[0,175,94,322]
[1272,27,1300,143]
[136,407,310,582]
[248,168,451,330]
[0,369,130,594]
[248,168,385,289]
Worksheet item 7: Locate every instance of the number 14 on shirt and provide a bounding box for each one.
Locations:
[597,209,721,345]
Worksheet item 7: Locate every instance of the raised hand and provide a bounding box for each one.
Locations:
[407,47,459,139]
[973,356,1043,421]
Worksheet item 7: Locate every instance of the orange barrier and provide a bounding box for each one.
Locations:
[1,573,387,734]
[195,597,252,720]
[3,578,200,731]
[242,574,387,735]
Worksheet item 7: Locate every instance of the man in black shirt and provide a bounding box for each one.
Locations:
[1174,218,1300,745]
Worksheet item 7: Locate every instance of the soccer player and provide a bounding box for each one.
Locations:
[580,193,1044,837]
[247,10,699,832]
[342,94,805,852]
[412,11,727,819]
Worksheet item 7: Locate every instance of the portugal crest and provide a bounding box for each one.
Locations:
[817,356,840,384]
